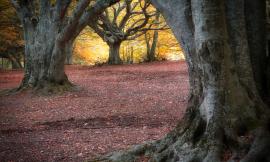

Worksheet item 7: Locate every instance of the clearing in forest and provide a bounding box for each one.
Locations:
[0,61,188,162]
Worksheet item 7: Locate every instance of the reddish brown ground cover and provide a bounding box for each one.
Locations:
[0,61,189,162]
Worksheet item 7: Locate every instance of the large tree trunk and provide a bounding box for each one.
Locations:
[108,42,122,65]
[99,0,270,161]
[11,0,121,94]
[20,18,73,93]
[244,0,267,98]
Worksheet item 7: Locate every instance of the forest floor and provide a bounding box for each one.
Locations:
[0,61,189,162]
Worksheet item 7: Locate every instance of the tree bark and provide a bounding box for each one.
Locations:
[65,41,74,65]
[108,42,122,65]
[11,0,121,93]
[244,0,267,98]
[98,0,270,161]
[20,18,73,93]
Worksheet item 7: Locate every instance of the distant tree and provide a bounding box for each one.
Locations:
[145,11,160,62]
[10,0,119,93]
[88,0,167,65]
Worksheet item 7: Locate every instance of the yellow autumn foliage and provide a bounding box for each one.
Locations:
[73,27,184,65]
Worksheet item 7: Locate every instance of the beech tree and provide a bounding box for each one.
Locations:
[88,0,167,65]
[10,0,119,93]
[98,0,270,161]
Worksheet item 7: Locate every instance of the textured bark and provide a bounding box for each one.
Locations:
[65,41,74,65]
[20,13,72,93]
[95,0,270,161]
[11,0,120,93]
[244,0,267,97]
[108,42,122,65]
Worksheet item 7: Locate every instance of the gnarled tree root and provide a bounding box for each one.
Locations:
[0,79,79,96]
[90,116,270,162]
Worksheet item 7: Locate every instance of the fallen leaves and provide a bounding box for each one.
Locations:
[0,61,189,162]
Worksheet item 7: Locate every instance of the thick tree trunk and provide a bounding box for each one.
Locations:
[244,0,267,97]
[20,19,73,93]
[98,0,270,161]
[108,42,122,65]
[10,0,121,94]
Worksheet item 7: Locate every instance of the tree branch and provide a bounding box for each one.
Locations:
[54,0,72,21]
[9,0,37,25]
[60,0,120,43]
[119,0,134,29]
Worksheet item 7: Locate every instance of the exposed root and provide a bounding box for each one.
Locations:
[239,129,270,162]
[90,115,270,162]
[1,79,79,96]
[33,80,77,95]
[90,142,155,162]
[0,87,21,96]
[89,87,270,162]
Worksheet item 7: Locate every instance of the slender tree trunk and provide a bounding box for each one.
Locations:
[108,42,122,65]
[145,13,160,62]
[149,13,160,62]
[145,30,159,62]
[149,30,158,61]
[100,0,270,161]
[130,46,134,64]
